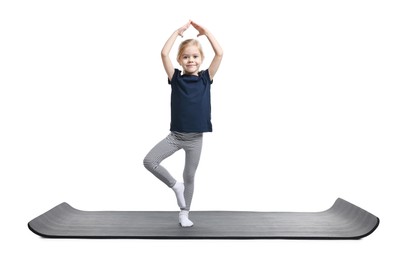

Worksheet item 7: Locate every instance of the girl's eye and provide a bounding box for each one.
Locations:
[194,56,199,59]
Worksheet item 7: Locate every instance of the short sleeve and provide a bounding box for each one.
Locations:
[168,69,181,84]
[200,70,213,84]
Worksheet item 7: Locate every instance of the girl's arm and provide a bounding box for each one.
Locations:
[161,21,191,81]
[191,21,223,80]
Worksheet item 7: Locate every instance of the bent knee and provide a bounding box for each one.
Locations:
[143,156,158,170]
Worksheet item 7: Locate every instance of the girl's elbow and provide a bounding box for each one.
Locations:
[216,49,224,57]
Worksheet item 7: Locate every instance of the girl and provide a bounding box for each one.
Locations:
[143,20,223,227]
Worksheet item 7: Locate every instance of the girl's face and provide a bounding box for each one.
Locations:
[178,45,203,76]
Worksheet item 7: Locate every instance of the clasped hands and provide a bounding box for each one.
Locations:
[177,20,207,37]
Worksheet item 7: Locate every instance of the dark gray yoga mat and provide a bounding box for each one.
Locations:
[28,198,379,239]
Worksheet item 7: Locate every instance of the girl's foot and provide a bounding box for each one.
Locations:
[179,210,194,227]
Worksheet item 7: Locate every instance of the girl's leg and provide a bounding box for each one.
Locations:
[183,136,203,211]
[143,135,180,187]
[143,134,188,209]
[143,132,203,227]
[178,133,203,227]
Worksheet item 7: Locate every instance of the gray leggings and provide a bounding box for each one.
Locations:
[143,132,203,211]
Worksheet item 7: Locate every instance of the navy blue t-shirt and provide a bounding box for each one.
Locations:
[169,68,213,133]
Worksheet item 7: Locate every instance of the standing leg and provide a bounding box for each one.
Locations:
[178,133,203,227]
[183,136,203,210]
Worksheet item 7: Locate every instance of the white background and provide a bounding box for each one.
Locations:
[1,0,404,259]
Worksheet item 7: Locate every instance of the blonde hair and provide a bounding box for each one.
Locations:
[176,39,205,63]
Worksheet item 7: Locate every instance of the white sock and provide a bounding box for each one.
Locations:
[179,210,194,227]
[172,181,186,209]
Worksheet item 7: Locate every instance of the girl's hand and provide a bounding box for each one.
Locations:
[177,21,191,37]
[190,21,208,37]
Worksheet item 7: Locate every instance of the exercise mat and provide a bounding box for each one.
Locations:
[28,198,379,239]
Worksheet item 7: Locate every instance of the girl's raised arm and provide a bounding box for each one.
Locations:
[161,21,191,81]
[191,21,223,80]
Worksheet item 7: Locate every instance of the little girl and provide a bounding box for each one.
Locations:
[143,20,223,227]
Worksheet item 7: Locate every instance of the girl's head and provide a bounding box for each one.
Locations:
[177,39,204,75]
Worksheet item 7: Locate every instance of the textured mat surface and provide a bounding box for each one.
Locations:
[28,198,379,239]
